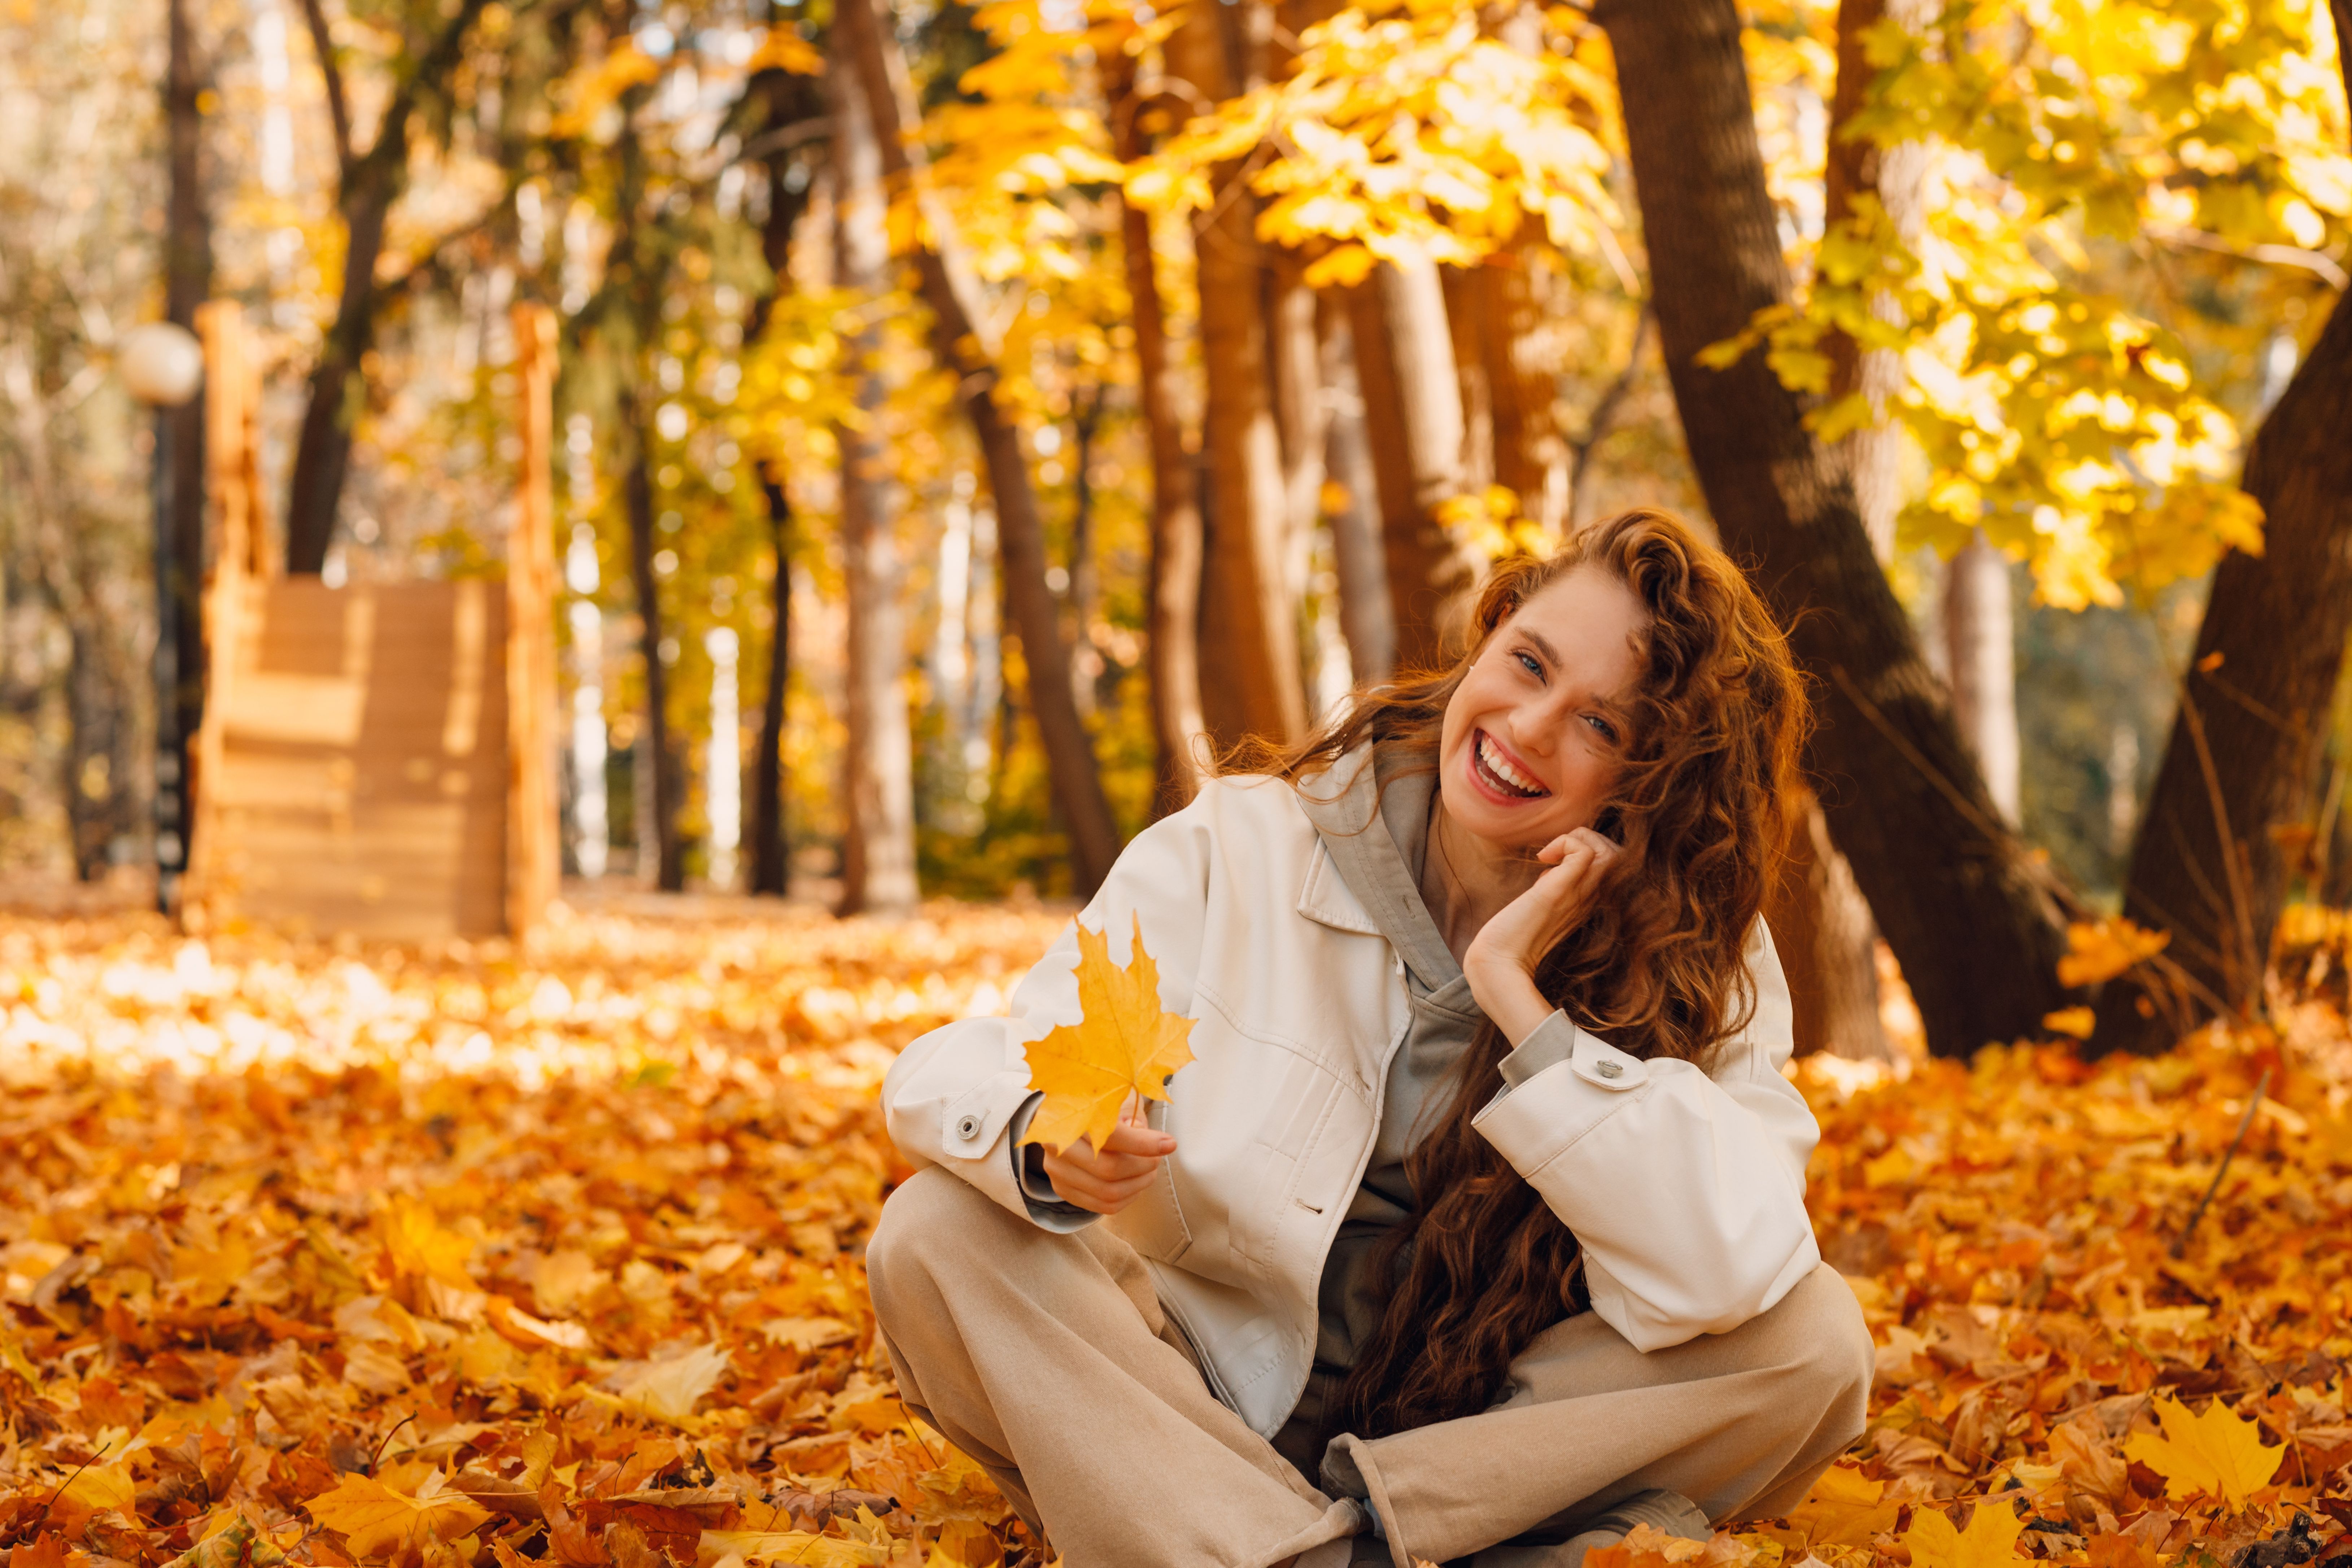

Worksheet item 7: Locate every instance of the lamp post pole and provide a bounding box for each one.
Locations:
[119,320,205,914]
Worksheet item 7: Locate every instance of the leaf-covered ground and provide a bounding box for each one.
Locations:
[3,900,2350,1568]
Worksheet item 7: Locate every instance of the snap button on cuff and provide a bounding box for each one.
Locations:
[955,1114,982,1139]
[1594,1060,1623,1080]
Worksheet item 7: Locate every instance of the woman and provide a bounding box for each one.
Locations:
[869,511,1873,1568]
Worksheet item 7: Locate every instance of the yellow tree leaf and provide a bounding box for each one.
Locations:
[1902,1501,2026,1568]
[305,1474,493,1560]
[2121,1394,2285,1509]
[612,1341,731,1426]
[381,1196,475,1289]
[1020,916,1195,1154]
[1785,1464,1900,1547]
[56,1462,137,1514]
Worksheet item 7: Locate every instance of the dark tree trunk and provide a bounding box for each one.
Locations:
[1107,52,1209,812]
[1168,0,1308,750]
[624,445,684,890]
[2098,289,2352,1047]
[163,0,210,784]
[836,0,1123,892]
[751,477,791,896]
[745,71,817,898]
[1598,0,2070,1059]
[282,0,491,573]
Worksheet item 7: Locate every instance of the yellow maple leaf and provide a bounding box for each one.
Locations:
[305,1473,493,1560]
[2121,1394,2284,1509]
[1785,1464,1900,1547]
[1020,916,1195,1154]
[1902,1501,2026,1568]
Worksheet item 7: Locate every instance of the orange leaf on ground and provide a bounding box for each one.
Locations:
[306,1473,494,1560]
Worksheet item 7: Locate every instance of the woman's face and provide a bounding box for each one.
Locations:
[1437,566,1648,852]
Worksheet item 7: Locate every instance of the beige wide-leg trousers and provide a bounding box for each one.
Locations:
[866,1169,1872,1568]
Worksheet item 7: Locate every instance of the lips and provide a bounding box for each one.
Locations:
[1472,730,1549,799]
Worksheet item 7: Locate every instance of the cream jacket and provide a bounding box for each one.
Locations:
[879,763,1823,1439]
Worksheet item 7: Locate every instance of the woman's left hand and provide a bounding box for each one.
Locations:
[1462,827,1620,1036]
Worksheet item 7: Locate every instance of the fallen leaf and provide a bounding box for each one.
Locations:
[1784,1465,1899,1547]
[306,1473,495,1559]
[611,1341,730,1426]
[1901,1501,2026,1568]
[1020,916,1195,1154]
[2121,1394,2284,1509]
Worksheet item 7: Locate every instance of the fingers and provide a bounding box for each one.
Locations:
[1040,1141,1168,1214]
[1037,1116,1177,1215]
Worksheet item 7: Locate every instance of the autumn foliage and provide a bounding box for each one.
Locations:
[2,901,2351,1568]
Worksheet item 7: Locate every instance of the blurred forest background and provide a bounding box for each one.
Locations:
[1,0,2348,1057]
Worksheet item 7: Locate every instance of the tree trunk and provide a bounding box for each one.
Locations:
[828,47,918,917]
[1166,2,1308,751]
[1108,55,1210,812]
[745,80,815,899]
[1598,0,2069,1059]
[1318,303,1396,683]
[1943,533,2019,821]
[1823,0,1932,564]
[1345,253,1474,674]
[2097,284,2352,1047]
[1444,244,1567,536]
[624,444,684,890]
[1773,794,1890,1059]
[163,0,210,821]
[751,479,791,895]
[284,155,395,575]
[1268,253,1328,606]
[282,0,490,574]
[835,0,1123,893]
[1760,0,1921,1063]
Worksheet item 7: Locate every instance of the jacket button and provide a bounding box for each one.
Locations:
[1595,1060,1623,1080]
[956,1114,982,1139]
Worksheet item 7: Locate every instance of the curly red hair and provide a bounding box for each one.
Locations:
[1236,508,1810,1438]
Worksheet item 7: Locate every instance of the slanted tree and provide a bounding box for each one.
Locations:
[2099,6,2352,1047]
[1597,0,2070,1058]
[834,0,1123,893]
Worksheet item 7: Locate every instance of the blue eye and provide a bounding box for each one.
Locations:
[1515,650,1542,677]
[1586,714,1618,743]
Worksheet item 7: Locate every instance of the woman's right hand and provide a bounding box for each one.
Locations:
[1039,1099,1176,1215]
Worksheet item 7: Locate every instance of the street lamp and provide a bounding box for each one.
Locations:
[119,320,204,914]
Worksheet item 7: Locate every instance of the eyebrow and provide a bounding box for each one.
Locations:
[1516,626,1634,721]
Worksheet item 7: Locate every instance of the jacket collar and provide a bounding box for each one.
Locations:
[1293,747,1462,995]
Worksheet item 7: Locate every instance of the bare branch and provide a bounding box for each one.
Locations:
[295,0,354,174]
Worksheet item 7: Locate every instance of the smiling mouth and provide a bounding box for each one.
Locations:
[1473,730,1549,799]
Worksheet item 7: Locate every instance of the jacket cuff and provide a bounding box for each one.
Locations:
[1474,1025,1650,1176]
[1497,1009,1580,1088]
[1008,1093,1098,1233]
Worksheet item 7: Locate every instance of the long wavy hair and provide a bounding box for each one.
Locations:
[1232,508,1808,1439]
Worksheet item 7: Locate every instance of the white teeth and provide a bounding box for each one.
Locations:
[1477,734,1544,797]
